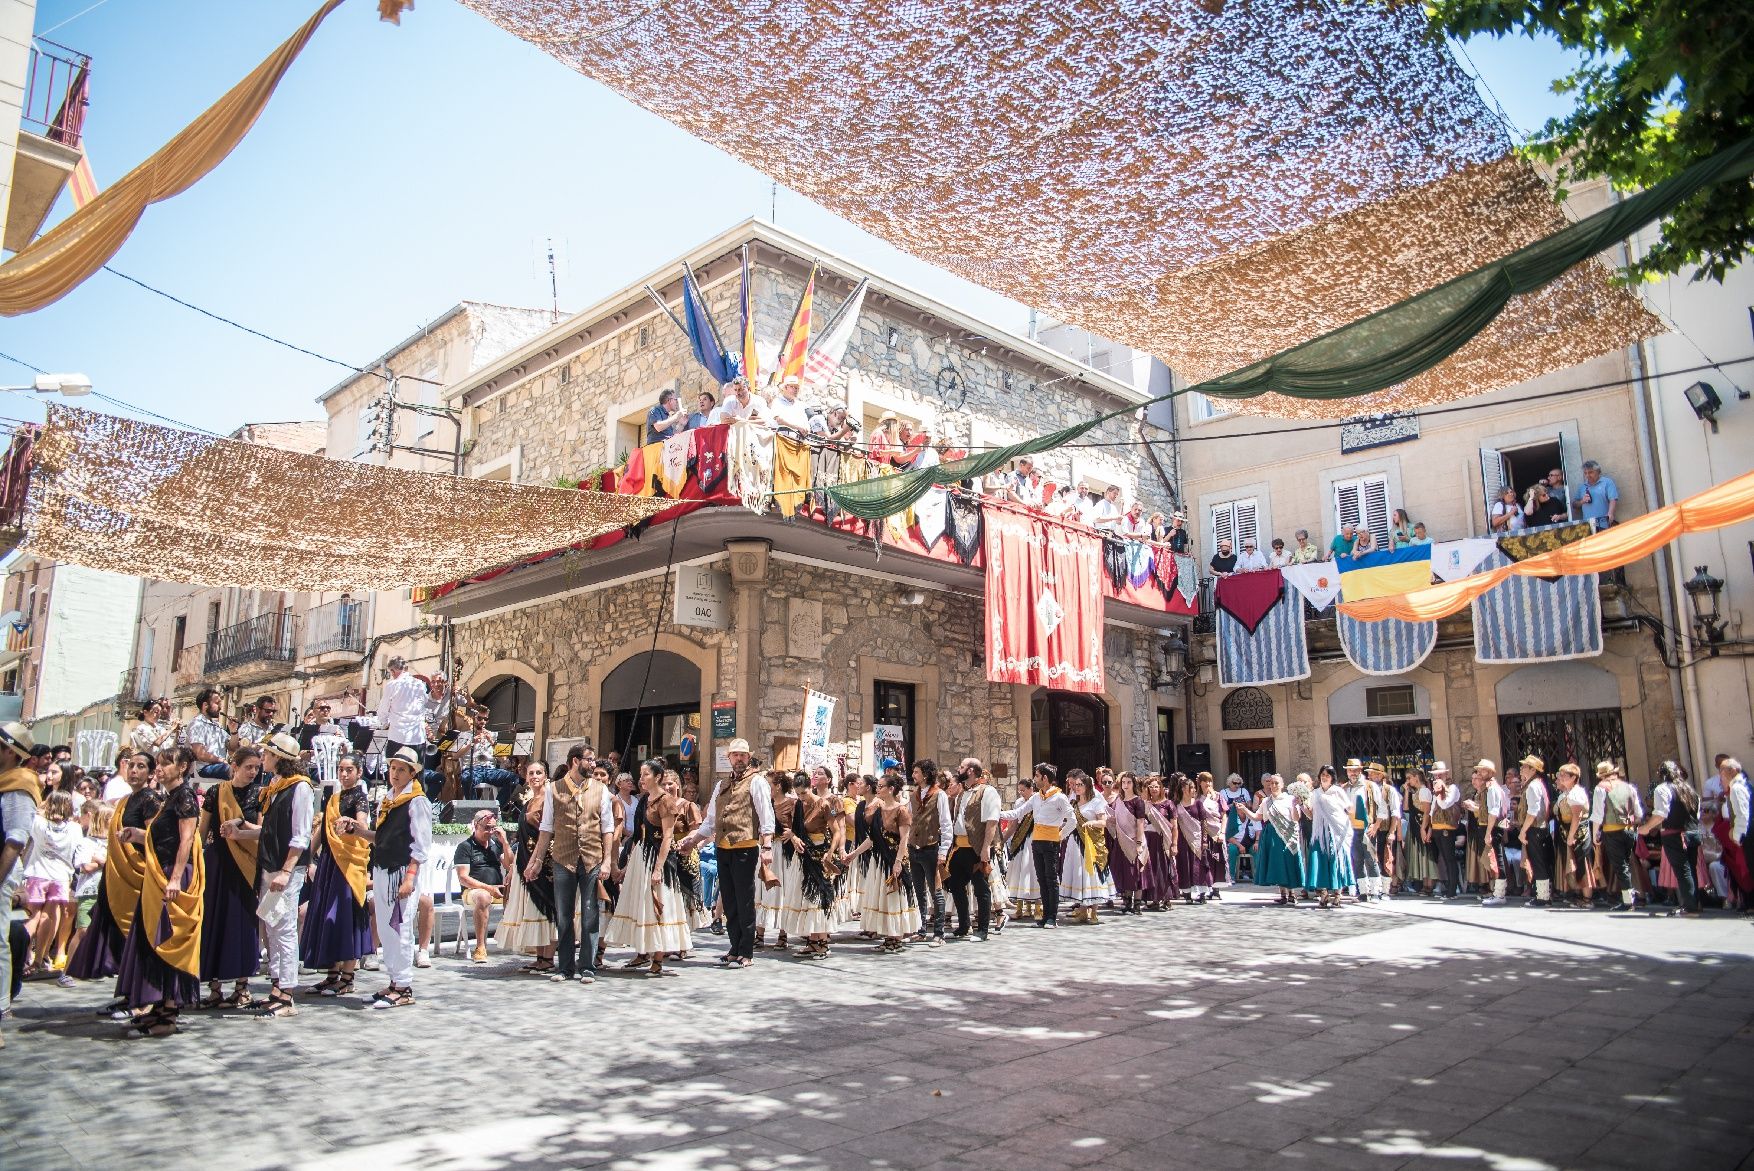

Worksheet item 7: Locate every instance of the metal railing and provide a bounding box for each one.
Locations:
[171,643,206,690]
[205,613,300,673]
[305,598,366,655]
[117,665,153,703]
[22,39,92,147]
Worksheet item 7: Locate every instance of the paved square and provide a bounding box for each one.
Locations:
[7,893,1753,1171]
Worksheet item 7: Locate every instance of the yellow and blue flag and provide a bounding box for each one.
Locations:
[1337,545,1432,602]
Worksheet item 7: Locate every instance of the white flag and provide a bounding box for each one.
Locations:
[1430,538,1497,583]
[802,278,868,393]
[1281,562,1342,613]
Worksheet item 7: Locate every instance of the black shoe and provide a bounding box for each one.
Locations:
[976,928,989,942]
[1041,921,1058,929]
[1526,898,1550,908]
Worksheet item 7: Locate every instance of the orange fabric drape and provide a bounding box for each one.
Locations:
[1340,470,1754,622]
[0,1,343,315]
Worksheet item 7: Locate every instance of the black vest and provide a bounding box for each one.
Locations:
[1661,786,1698,834]
[259,782,311,870]
[371,798,415,872]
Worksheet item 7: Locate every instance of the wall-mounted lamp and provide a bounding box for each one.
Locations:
[1684,564,1726,651]
[886,327,901,348]
[1684,381,1723,432]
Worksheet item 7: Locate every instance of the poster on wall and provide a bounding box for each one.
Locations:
[873,723,907,772]
[799,689,837,773]
[712,700,736,773]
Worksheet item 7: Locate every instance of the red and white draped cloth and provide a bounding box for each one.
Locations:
[982,505,1104,693]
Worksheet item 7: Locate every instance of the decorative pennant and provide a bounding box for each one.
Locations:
[1337,613,1437,676]
[1281,562,1342,613]
[1217,596,1309,688]
[1430,538,1496,583]
[1472,552,1603,663]
[1214,568,1284,635]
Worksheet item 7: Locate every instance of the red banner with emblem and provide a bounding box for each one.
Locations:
[983,505,1104,692]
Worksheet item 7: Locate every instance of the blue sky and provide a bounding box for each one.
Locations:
[2,1,1581,434]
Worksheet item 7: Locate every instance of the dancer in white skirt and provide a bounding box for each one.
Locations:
[1060,770,1113,923]
[496,762,557,973]
[1002,775,1039,921]
[755,772,794,950]
[783,767,847,960]
[603,759,697,977]
[844,776,877,937]
[847,775,919,952]
[664,771,713,934]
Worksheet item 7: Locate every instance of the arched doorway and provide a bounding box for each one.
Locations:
[475,676,537,737]
[600,650,702,774]
[1030,690,1109,779]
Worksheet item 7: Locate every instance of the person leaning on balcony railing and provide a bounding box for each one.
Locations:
[1289,528,1319,564]
[645,388,687,446]
[810,403,857,445]
[1208,538,1238,578]
[1234,538,1269,572]
[1266,538,1292,569]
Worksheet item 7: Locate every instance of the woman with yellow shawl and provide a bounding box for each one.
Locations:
[197,746,264,1011]
[113,747,203,1037]
[302,752,374,998]
[69,751,159,1011]
[1059,769,1112,924]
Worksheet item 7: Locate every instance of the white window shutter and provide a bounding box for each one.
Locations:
[1210,503,1234,550]
[1362,476,1390,546]
[1234,498,1258,548]
[1479,446,1506,524]
[1333,480,1362,533]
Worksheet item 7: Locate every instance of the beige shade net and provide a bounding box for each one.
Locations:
[20,405,671,592]
[455,0,1657,417]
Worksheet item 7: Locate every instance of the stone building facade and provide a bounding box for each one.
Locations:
[436,221,1181,786]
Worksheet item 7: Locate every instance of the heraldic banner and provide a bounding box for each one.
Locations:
[983,505,1104,693]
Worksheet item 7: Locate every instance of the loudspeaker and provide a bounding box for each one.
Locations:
[444,798,498,824]
[1175,743,1211,777]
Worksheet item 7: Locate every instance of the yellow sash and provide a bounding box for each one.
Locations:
[0,765,41,804]
[324,790,372,905]
[214,781,259,886]
[1076,810,1108,874]
[104,798,146,935]
[379,782,421,818]
[139,798,206,978]
[259,771,312,812]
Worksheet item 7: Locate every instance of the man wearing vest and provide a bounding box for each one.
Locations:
[1591,761,1645,909]
[1470,760,1512,906]
[223,733,315,1018]
[946,757,1002,941]
[680,737,775,967]
[1640,762,1702,917]
[0,721,44,1049]
[526,745,617,983]
[1517,755,1556,908]
[338,747,430,1007]
[1344,759,1385,903]
[1427,762,1463,899]
[908,759,953,946]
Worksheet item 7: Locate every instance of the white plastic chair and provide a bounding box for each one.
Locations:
[431,856,467,956]
[311,733,347,783]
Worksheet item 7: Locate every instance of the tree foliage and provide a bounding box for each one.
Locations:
[1425,0,1754,282]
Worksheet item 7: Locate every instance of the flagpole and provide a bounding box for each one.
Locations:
[642,283,691,343]
[804,276,869,358]
[681,260,731,361]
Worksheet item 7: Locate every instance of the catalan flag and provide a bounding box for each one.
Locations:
[69,154,99,209]
[773,263,816,388]
[1336,545,1432,602]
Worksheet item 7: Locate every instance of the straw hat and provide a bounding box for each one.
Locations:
[1595,760,1620,780]
[1519,754,1545,773]
[725,738,752,755]
[262,732,304,762]
[1344,758,1363,770]
[386,747,422,770]
[0,720,33,757]
[1474,759,1497,775]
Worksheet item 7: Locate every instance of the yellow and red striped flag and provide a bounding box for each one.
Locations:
[772,264,816,388]
[69,154,99,209]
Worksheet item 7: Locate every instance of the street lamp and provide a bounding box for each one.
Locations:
[0,373,93,396]
[1683,381,1723,432]
[1683,564,1726,651]
[1154,630,1189,689]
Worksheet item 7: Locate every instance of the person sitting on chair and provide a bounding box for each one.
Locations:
[453,809,512,964]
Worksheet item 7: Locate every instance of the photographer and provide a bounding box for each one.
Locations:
[810,403,858,445]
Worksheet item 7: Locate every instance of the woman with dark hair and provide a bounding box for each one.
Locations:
[1139,775,1178,910]
[1400,768,1437,896]
[1239,773,1303,905]
[113,747,202,1036]
[603,758,698,975]
[755,771,795,952]
[1172,773,1211,903]
[303,752,377,994]
[1300,765,1354,909]
[1641,761,1703,917]
[846,774,918,952]
[1060,770,1112,923]
[1001,776,1039,923]
[197,746,264,1010]
[1107,773,1150,914]
[69,751,158,1001]
[843,775,877,937]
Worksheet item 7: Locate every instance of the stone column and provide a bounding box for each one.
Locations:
[725,539,770,754]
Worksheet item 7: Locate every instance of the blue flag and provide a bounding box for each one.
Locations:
[683,267,733,384]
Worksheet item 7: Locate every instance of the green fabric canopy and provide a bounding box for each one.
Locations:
[824,136,1754,521]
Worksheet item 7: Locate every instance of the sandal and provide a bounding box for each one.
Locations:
[254,993,298,1020]
[131,1007,169,1033]
[197,985,226,1010]
[224,985,255,1010]
[647,958,663,977]
[310,972,340,996]
[320,973,354,998]
[370,985,415,1009]
[520,960,555,974]
[621,955,651,970]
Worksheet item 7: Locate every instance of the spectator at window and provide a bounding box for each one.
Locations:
[645,389,686,445]
[1290,529,1320,564]
[1408,522,1431,546]
[1235,538,1269,571]
[1488,486,1524,533]
[1267,538,1291,568]
[1328,523,1359,560]
[1524,482,1567,527]
[1121,501,1150,537]
[771,376,811,434]
[1163,511,1191,553]
[1575,460,1620,528]
[1091,485,1125,532]
[1209,538,1238,577]
[453,810,513,964]
[1388,508,1415,549]
[686,390,718,430]
[1543,467,1568,512]
[1351,528,1377,555]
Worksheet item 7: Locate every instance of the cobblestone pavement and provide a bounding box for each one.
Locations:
[7,891,1753,1171]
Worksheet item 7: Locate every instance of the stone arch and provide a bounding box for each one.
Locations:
[586,631,721,773]
[465,657,551,752]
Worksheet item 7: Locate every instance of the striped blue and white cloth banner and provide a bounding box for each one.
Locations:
[1337,613,1437,676]
[1472,551,1603,663]
[1217,594,1309,687]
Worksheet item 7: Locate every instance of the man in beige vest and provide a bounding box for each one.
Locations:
[946,757,1002,941]
[681,738,775,967]
[525,744,617,983]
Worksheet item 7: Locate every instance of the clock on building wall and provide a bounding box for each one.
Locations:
[935,365,967,411]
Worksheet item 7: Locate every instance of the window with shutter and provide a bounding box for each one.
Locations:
[1333,475,1391,548]
[1208,497,1258,552]
[1210,503,1234,550]
[1334,481,1362,533]
[1233,499,1258,549]
[1479,446,1508,526]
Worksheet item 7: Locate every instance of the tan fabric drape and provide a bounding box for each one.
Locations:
[0,1,344,316]
[1337,471,1754,623]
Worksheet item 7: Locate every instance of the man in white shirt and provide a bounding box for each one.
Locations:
[1722,758,1751,875]
[947,758,1003,940]
[680,738,777,966]
[1004,762,1075,927]
[771,375,811,434]
[1235,539,1270,572]
[1090,484,1125,532]
[185,687,232,780]
[526,746,619,982]
[376,656,430,788]
[1590,761,1645,908]
[1517,754,1555,907]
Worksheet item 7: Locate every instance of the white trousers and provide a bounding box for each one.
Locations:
[258,865,307,987]
[372,867,416,988]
